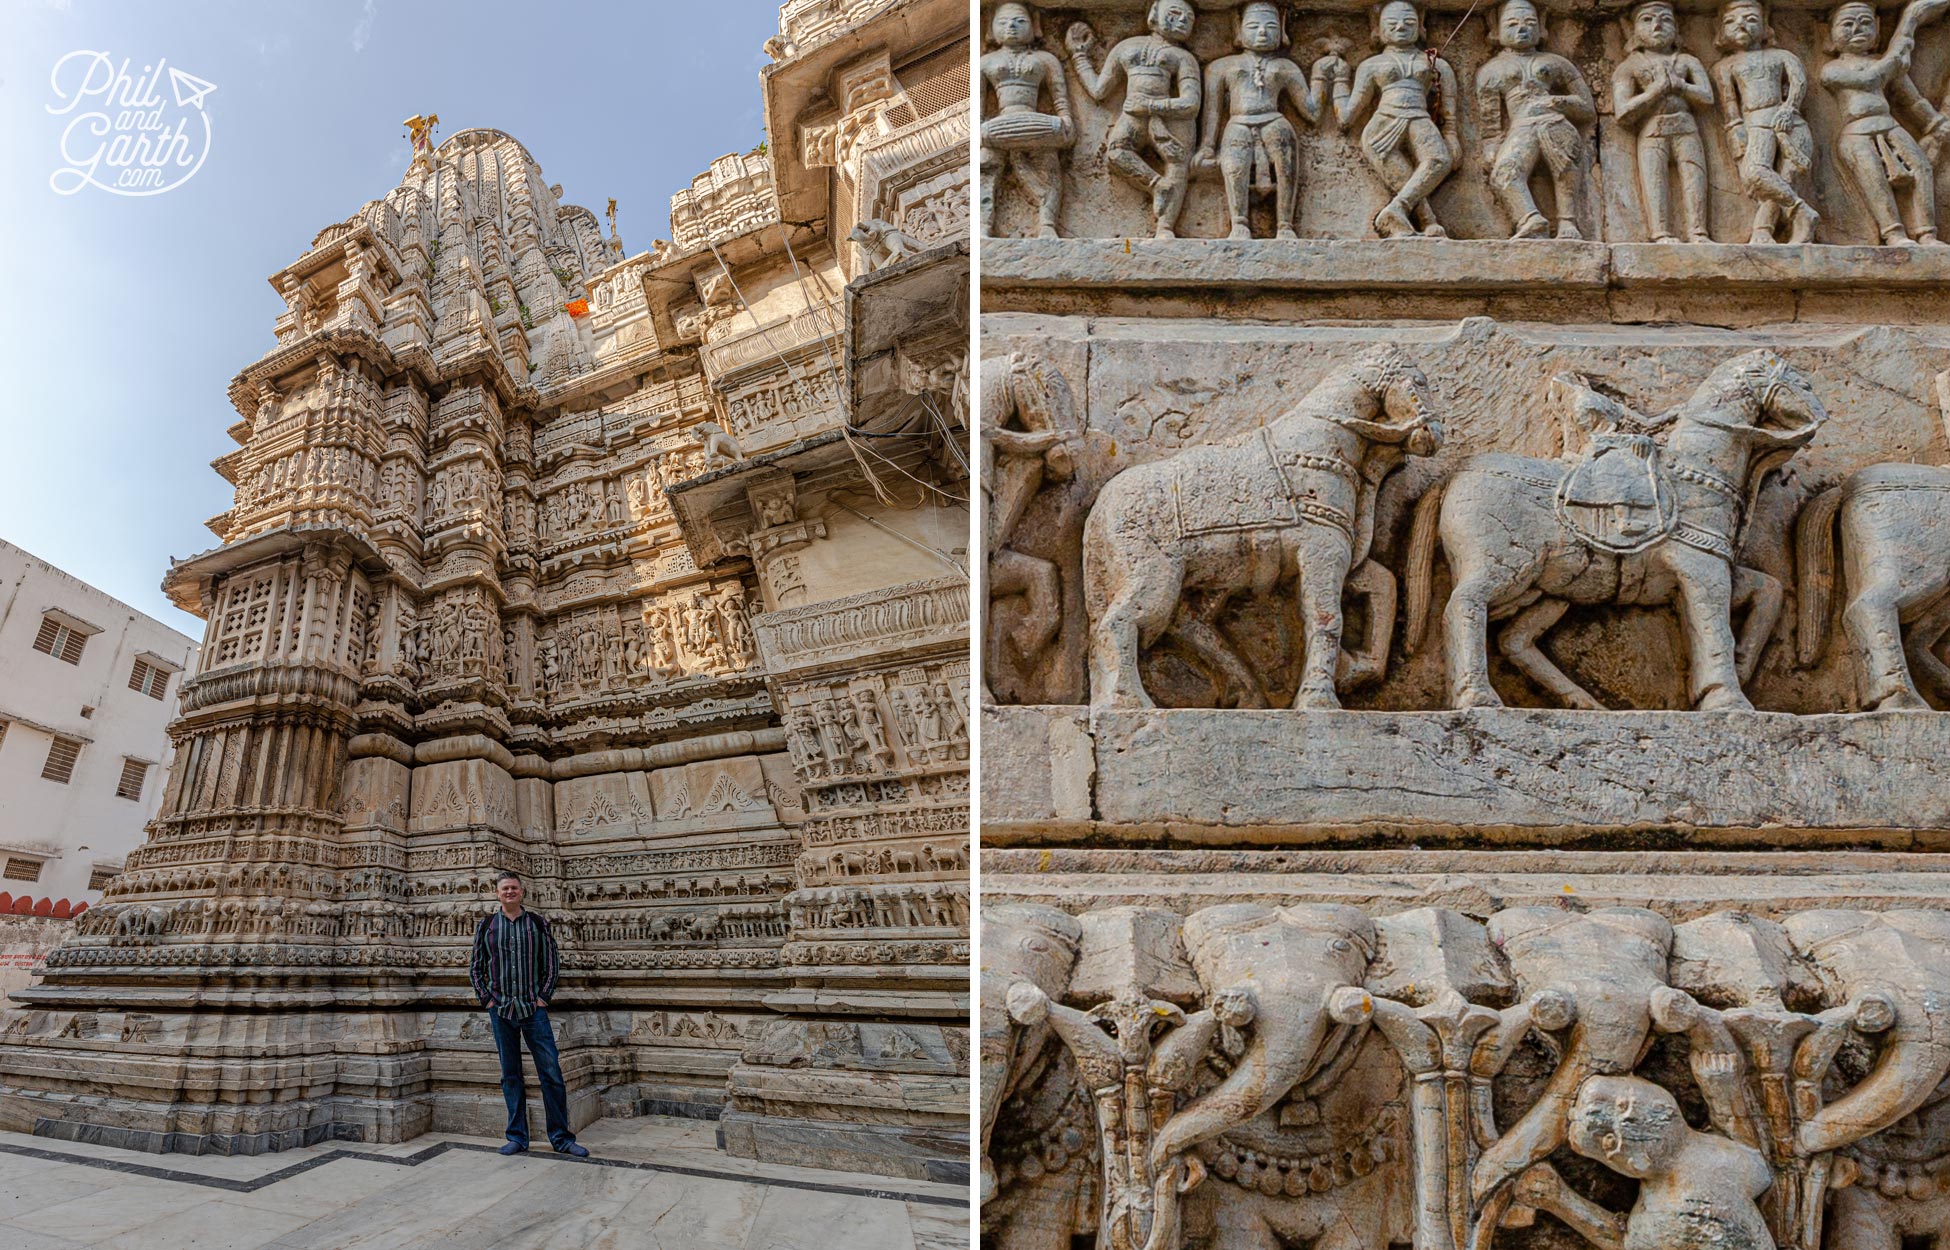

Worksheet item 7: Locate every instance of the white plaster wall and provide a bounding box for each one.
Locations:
[792,499,969,607]
[0,540,197,907]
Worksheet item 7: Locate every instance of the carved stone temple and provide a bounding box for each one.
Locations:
[981,0,1950,1248]
[0,0,970,1183]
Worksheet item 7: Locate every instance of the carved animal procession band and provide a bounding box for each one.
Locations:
[985,338,1950,715]
[982,0,1950,243]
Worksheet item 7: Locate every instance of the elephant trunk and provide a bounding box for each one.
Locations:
[1147,998,1332,1170]
[1472,1011,1646,1206]
[978,975,1019,1175]
[1798,1003,1950,1155]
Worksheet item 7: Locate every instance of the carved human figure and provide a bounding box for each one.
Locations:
[717,592,754,666]
[643,607,678,677]
[681,601,711,660]
[1475,0,1595,240]
[981,2,1075,238]
[1195,1,1330,240]
[1819,0,1950,245]
[1713,0,1820,244]
[982,354,1078,688]
[1065,0,1202,239]
[852,690,894,766]
[1319,1,1460,239]
[575,624,601,686]
[813,699,851,773]
[1613,0,1715,243]
[932,681,968,756]
[913,684,947,753]
[887,686,920,749]
[1568,1074,1776,1250]
[837,699,871,767]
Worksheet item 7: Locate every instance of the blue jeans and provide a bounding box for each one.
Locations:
[488,1007,575,1150]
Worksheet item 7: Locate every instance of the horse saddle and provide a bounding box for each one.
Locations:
[1176,430,1299,538]
[1175,429,1355,541]
[1554,434,1677,555]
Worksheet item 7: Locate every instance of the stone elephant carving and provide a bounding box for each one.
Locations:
[1405,350,1828,710]
[112,904,172,942]
[1472,908,1675,1211]
[1156,905,1391,1250]
[1082,345,1443,710]
[1795,460,1950,711]
[980,904,1093,1250]
[1152,905,1378,1168]
[1783,911,1950,1158]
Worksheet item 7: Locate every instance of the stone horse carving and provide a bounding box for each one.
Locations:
[1082,346,1443,709]
[1794,382,1950,707]
[1405,350,1828,710]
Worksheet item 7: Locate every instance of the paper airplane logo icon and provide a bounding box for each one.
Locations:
[168,66,217,110]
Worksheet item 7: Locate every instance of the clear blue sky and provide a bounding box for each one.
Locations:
[0,1,781,637]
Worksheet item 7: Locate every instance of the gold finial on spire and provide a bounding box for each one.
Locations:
[403,114,440,175]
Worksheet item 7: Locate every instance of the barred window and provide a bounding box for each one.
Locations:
[87,866,118,891]
[895,42,969,120]
[115,758,150,801]
[2,857,42,883]
[32,616,87,665]
[42,736,82,783]
[128,658,170,700]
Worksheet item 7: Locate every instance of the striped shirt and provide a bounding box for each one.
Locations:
[469,909,559,1021]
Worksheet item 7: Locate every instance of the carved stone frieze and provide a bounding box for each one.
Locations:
[985,6,1950,1240]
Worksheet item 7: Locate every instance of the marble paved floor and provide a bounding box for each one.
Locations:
[0,1117,968,1249]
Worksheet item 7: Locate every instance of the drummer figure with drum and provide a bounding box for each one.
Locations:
[981,2,1077,238]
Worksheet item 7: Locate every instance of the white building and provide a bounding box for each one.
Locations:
[0,540,195,914]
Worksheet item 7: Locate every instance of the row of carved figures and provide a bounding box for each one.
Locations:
[983,901,1950,1250]
[985,345,1950,712]
[536,590,756,697]
[788,882,970,931]
[72,896,783,948]
[784,677,972,777]
[983,0,1950,244]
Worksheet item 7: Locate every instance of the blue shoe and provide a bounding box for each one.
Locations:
[499,1141,527,1155]
[554,1141,589,1158]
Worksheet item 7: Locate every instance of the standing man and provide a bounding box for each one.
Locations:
[469,871,589,1157]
